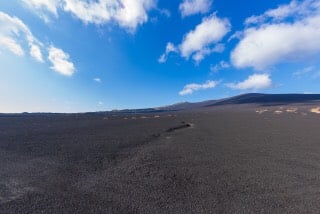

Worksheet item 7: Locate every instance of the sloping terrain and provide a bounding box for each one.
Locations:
[2,95,320,213]
[210,93,320,106]
[155,93,320,111]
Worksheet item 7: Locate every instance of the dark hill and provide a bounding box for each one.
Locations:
[157,93,320,111]
[209,93,320,106]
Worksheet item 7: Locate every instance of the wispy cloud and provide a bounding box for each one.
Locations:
[0,11,43,62]
[22,0,157,31]
[158,42,177,63]
[293,66,320,79]
[94,78,102,83]
[179,80,218,95]
[179,0,212,17]
[293,66,315,78]
[0,37,24,56]
[244,0,318,26]
[0,11,76,76]
[210,60,230,73]
[226,74,272,90]
[22,0,59,22]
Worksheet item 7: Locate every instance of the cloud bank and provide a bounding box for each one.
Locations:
[22,0,156,31]
[231,0,320,70]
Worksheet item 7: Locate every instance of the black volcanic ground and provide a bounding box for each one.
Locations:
[2,95,320,213]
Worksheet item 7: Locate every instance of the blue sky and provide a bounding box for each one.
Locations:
[1,0,320,113]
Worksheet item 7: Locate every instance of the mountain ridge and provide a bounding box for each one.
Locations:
[2,93,320,114]
[157,93,320,111]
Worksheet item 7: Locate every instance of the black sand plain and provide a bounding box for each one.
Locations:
[1,101,320,213]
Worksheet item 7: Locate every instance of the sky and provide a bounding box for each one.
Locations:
[1,0,320,113]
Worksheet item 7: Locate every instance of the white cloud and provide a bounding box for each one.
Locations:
[0,12,76,76]
[179,0,212,17]
[245,0,320,25]
[30,43,43,62]
[191,43,224,64]
[226,74,272,90]
[228,31,242,42]
[179,80,218,95]
[0,12,44,61]
[48,46,75,76]
[94,78,102,83]
[210,60,230,73]
[63,0,116,24]
[180,14,230,59]
[22,0,59,16]
[22,0,60,22]
[158,42,177,63]
[232,0,320,70]
[22,0,156,31]
[0,37,24,56]
[113,0,155,30]
[160,14,231,63]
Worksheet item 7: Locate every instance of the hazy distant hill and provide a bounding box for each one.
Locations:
[4,94,320,115]
[157,93,320,111]
[209,93,320,106]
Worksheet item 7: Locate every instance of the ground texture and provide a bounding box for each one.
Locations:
[1,106,320,213]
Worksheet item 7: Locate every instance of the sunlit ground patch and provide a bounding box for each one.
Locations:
[255,109,269,114]
[310,107,320,114]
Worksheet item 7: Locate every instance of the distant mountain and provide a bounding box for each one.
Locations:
[156,100,217,111]
[157,93,320,111]
[6,93,320,115]
[209,93,320,106]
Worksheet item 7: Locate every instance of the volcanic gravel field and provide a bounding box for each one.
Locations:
[1,106,320,213]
